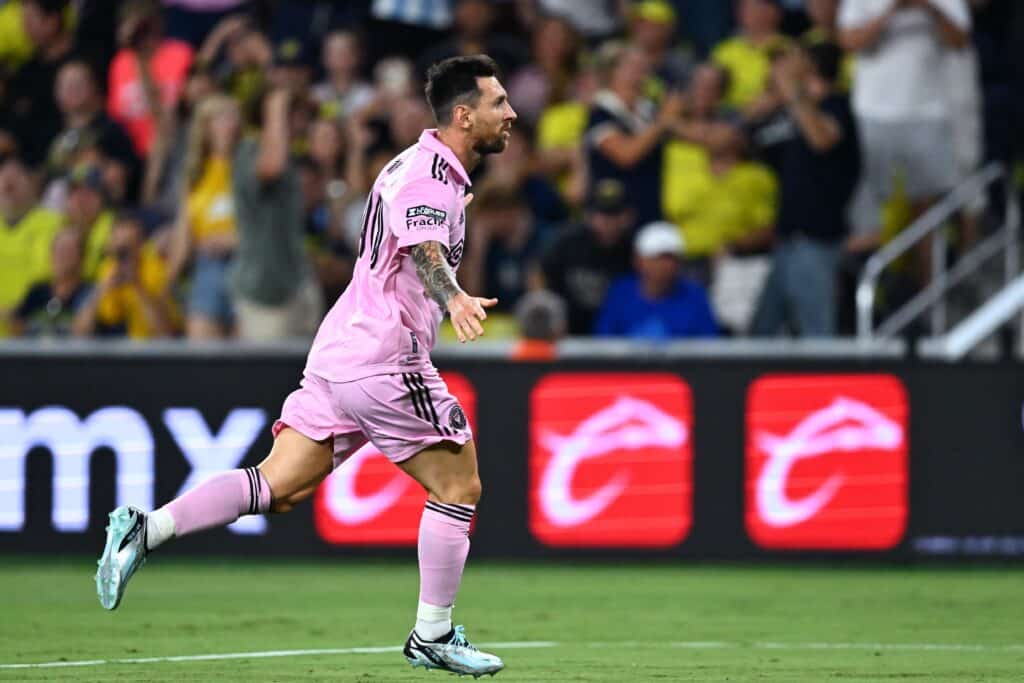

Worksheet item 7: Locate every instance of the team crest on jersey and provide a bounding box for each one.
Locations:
[406,205,447,230]
[449,405,467,431]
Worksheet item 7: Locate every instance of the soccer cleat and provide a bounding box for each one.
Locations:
[95,505,148,610]
[403,625,504,678]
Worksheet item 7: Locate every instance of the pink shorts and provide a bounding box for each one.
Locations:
[273,367,472,466]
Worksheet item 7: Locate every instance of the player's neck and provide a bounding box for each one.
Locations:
[435,127,480,175]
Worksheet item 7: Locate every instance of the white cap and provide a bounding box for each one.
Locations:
[634,221,685,258]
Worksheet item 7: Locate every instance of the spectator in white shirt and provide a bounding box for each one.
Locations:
[838,0,971,272]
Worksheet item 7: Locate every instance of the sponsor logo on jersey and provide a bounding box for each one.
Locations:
[745,374,908,550]
[406,205,447,231]
[529,373,693,548]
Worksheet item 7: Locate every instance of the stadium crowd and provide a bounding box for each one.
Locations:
[0,0,1019,344]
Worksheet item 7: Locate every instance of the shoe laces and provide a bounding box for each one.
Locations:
[450,625,476,650]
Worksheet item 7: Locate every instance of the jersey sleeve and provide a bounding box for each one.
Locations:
[389,177,454,250]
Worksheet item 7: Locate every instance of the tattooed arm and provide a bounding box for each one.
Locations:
[410,240,497,342]
[411,240,462,308]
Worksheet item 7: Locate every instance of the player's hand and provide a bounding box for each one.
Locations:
[447,292,498,343]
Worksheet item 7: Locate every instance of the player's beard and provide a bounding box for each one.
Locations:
[472,131,508,155]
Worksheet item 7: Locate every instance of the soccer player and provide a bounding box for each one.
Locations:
[95,55,516,678]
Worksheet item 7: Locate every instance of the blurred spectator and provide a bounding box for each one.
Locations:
[47,61,140,204]
[511,289,567,361]
[4,0,80,164]
[71,213,180,338]
[417,0,528,78]
[838,0,970,282]
[9,227,92,336]
[506,14,579,126]
[311,31,375,120]
[461,187,543,313]
[162,0,248,47]
[476,127,567,234]
[662,64,777,262]
[629,0,696,94]
[0,152,63,336]
[269,37,313,95]
[230,88,322,340]
[63,164,115,280]
[586,42,683,226]
[366,0,452,64]
[595,221,719,338]
[675,0,735,57]
[531,0,622,42]
[712,0,788,109]
[194,15,270,109]
[539,179,635,335]
[166,94,240,339]
[0,0,36,71]
[751,45,860,337]
[535,62,597,206]
[298,155,354,306]
[107,0,195,156]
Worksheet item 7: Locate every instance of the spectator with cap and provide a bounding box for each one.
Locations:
[539,179,636,335]
[586,42,685,227]
[3,0,80,165]
[107,0,195,157]
[47,60,141,203]
[712,0,789,109]
[595,220,719,339]
[0,150,63,336]
[750,44,860,337]
[72,212,180,338]
[166,93,241,339]
[63,164,116,280]
[838,0,970,284]
[311,30,375,120]
[269,37,313,94]
[629,0,696,95]
[9,227,92,337]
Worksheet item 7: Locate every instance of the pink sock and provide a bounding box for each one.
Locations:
[418,501,475,608]
[164,467,272,537]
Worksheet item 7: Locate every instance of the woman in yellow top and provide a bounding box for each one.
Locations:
[167,94,241,339]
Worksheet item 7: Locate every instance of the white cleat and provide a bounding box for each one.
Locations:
[95,505,148,610]
[403,625,504,678]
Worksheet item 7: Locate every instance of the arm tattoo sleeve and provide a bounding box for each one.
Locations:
[411,240,462,308]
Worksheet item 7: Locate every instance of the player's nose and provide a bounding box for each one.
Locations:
[505,104,517,122]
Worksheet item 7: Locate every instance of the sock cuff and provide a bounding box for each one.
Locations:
[244,467,273,515]
[423,501,475,525]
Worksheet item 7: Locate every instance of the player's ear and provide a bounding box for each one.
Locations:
[453,103,472,131]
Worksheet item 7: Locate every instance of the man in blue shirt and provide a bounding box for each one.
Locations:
[595,221,719,339]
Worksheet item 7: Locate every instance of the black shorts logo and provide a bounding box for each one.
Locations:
[449,405,467,431]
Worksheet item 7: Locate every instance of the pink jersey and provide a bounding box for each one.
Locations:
[305,129,470,382]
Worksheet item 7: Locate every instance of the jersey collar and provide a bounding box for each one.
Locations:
[418,129,472,186]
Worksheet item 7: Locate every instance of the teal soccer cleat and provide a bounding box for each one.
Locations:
[95,505,148,610]
[403,625,504,677]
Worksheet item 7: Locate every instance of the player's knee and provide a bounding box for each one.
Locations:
[269,498,294,514]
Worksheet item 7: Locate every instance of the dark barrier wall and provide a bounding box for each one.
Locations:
[2,352,1023,560]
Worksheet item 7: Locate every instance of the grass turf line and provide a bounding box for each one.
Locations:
[1,558,1022,681]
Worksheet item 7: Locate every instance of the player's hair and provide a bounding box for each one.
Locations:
[424,55,499,126]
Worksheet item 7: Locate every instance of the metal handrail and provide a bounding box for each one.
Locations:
[856,162,1020,339]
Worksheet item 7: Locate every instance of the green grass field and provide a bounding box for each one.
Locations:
[1,558,1022,681]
